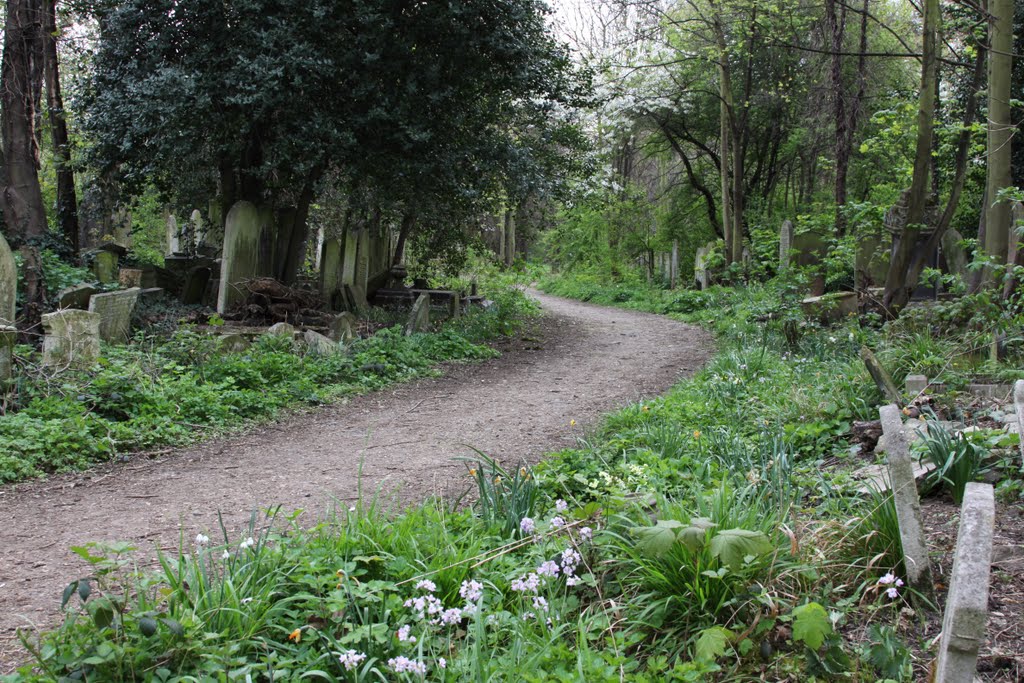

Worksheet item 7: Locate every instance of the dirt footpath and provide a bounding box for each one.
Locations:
[0,290,713,670]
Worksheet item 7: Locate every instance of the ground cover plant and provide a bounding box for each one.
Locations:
[8,272,1022,682]
[0,287,536,483]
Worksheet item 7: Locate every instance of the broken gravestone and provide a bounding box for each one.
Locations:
[860,346,902,406]
[800,291,857,324]
[217,201,262,314]
[404,293,430,335]
[88,288,141,343]
[933,482,994,683]
[879,404,935,605]
[303,329,339,355]
[219,334,250,353]
[328,312,357,343]
[0,232,15,327]
[56,284,99,310]
[41,310,101,368]
[793,230,828,295]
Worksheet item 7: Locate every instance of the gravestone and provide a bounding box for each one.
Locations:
[119,268,144,288]
[355,230,370,292]
[345,283,369,316]
[219,334,250,353]
[694,242,715,290]
[88,288,141,343]
[56,284,98,310]
[182,267,212,305]
[190,209,205,249]
[933,482,994,683]
[793,230,828,295]
[0,232,16,326]
[905,374,928,396]
[217,201,262,314]
[92,250,119,284]
[404,293,430,335]
[111,206,133,248]
[41,309,101,368]
[0,325,15,382]
[854,232,889,291]
[328,312,358,342]
[879,404,935,603]
[449,291,461,320]
[1015,380,1024,464]
[778,220,794,271]
[303,329,338,355]
[267,322,296,338]
[941,229,968,281]
[320,238,342,308]
[800,291,857,324]
[341,232,358,286]
[860,346,902,405]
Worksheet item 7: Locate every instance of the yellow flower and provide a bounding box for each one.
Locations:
[493,476,502,486]
[519,467,527,477]
[288,628,302,643]
[469,468,477,477]
[693,430,701,439]
[641,405,649,412]
[570,419,577,427]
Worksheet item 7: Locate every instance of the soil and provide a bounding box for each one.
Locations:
[0,290,714,673]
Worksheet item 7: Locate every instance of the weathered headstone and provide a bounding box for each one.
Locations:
[219,333,250,353]
[778,220,794,271]
[303,329,339,355]
[93,250,119,284]
[328,312,358,343]
[320,238,342,308]
[267,322,296,338]
[341,232,358,287]
[165,208,180,255]
[41,309,101,368]
[905,374,928,396]
[854,231,889,291]
[793,230,828,295]
[449,291,461,320]
[110,206,133,248]
[346,283,369,316]
[860,346,902,406]
[190,209,205,249]
[933,482,994,683]
[879,404,935,603]
[355,229,370,292]
[119,268,144,288]
[404,293,430,335]
[0,325,15,382]
[1014,380,1024,464]
[217,201,262,314]
[941,228,968,281]
[694,241,716,290]
[88,288,141,343]
[56,284,98,310]
[0,232,16,326]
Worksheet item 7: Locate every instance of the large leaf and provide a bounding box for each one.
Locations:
[634,519,684,558]
[792,602,832,651]
[694,626,733,662]
[708,529,773,569]
[679,517,717,552]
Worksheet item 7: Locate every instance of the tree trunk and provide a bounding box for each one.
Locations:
[392,211,415,267]
[713,8,735,262]
[504,207,516,267]
[1,0,48,338]
[825,0,848,233]
[981,0,1013,289]
[42,0,78,253]
[882,0,939,313]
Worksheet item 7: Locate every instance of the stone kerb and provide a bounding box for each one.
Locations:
[879,404,935,604]
[42,310,101,368]
[217,201,262,314]
[88,288,141,343]
[0,232,16,327]
[933,482,995,683]
[404,293,430,336]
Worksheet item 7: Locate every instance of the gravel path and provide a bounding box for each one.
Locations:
[0,290,713,670]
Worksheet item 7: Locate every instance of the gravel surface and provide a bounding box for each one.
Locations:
[0,289,713,671]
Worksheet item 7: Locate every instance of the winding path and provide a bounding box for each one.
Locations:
[0,290,713,670]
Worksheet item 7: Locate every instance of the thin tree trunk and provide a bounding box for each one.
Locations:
[712,7,735,262]
[982,0,1013,289]
[42,0,78,253]
[504,208,516,267]
[826,0,849,233]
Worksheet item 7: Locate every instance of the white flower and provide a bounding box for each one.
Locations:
[397,624,416,643]
[195,533,210,546]
[579,527,592,541]
[537,560,560,577]
[438,657,447,670]
[239,537,255,550]
[886,587,900,599]
[221,550,231,560]
[459,579,483,603]
[388,656,426,675]
[550,516,565,529]
[878,572,896,585]
[415,579,437,593]
[338,650,366,671]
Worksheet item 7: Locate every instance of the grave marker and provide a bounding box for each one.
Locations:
[404,293,430,335]
[320,238,342,308]
[217,201,262,313]
[778,220,794,271]
[42,310,101,368]
[0,325,15,382]
[88,288,141,343]
[0,232,16,326]
[328,312,357,343]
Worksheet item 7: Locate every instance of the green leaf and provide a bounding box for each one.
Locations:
[679,517,716,552]
[77,579,91,603]
[694,626,733,662]
[792,602,832,651]
[88,598,115,630]
[61,581,79,610]
[160,618,184,636]
[634,519,684,557]
[139,617,158,637]
[709,529,772,569]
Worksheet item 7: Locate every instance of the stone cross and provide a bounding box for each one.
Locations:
[404,293,430,335]
[42,310,101,368]
[217,201,262,313]
[88,288,141,343]
[778,220,794,271]
[933,482,994,683]
[879,404,935,604]
[0,232,16,327]
[1015,380,1024,465]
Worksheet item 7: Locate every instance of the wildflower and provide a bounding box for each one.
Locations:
[570,419,576,427]
[550,516,565,529]
[338,650,366,671]
[886,587,900,599]
[438,657,447,670]
[415,579,437,593]
[241,597,254,604]
[555,499,568,513]
[388,656,427,675]
[519,517,536,535]
[641,405,649,412]
[404,594,443,620]
[693,430,701,439]
[560,548,582,576]
[537,560,560,577]
[579,526,592,541]
[221,550,231,560]
[459,579,483,603]
[520,466,528,477]
[397,624,416,643]
[877,572,904,599]
[511,573,541,593]
[288,628,302,643]
[469,468,477,477]
[493,476,502,486]
[532,596,549,612]
[239,537,255,550]
[440,608,462,625]
[195,533,210,546]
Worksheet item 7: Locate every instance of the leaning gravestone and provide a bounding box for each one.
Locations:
[860,346,902,406]
[320,238,341,307]
[778,219,794,271]
[41,309,101,368]
[88,288,141,343]
[0,325,15,382]
[933,482,994,683]
[355,230,370,291]
[217,201,262,314]
[879,404,935,604]
[328,312,358,343]
[0,232,16,326]
[404,293,430,335]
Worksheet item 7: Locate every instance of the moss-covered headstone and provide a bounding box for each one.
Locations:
[0,232,16,327]
[217,201,262,314]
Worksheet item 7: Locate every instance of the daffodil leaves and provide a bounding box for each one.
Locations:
[634,517,772,567]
